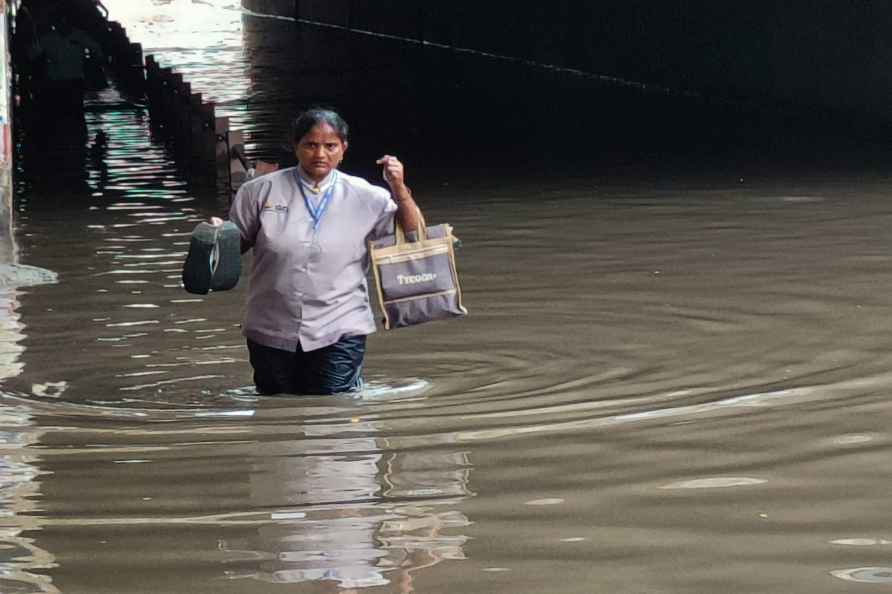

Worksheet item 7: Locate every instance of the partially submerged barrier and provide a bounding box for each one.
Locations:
[105,21,146,94]
[75,9,249,194]
[13,2,247,198]
[143,55,247,191]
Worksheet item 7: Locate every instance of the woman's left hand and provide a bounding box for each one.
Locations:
[377,155,420,229]
[376,155,405,189]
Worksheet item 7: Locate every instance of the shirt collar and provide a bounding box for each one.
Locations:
[296,167,338,195]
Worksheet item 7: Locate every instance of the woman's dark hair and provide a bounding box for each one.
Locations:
[290,108,349,144]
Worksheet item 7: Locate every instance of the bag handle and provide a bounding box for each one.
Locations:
[394,206,427,244]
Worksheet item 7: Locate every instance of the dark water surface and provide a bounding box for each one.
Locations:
[6,1,892,592]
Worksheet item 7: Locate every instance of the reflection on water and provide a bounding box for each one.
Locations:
[0,404,60,594]
[223,415,470,588]
[830,567,892,584]
[15,399,472,592]
[3,0,892,591]
[0,235,55,592]
[0,289,23,380]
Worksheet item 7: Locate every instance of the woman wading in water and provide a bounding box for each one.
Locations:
[214,108,422,395]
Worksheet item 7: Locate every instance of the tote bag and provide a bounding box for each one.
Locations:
[369,220,467,329]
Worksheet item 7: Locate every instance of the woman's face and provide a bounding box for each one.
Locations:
[294,123,347,182]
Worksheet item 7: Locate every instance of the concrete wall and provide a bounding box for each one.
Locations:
[0,0,14,265]
[241,0,892,121]
[0,168,11,265]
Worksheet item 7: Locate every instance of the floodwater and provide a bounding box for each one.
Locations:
[6,1,892,592]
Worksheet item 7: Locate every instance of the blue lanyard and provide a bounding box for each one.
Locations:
[296,171,337,233]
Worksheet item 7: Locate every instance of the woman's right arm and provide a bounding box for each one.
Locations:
[209,216,252,254]
[212,183,262,254]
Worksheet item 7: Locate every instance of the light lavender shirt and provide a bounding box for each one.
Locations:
[229,166,397,351]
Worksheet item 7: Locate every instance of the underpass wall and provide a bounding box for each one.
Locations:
[242,0,892,120]
[1,0,14,265]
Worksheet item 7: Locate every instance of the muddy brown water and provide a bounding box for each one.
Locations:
[5,2,892,592]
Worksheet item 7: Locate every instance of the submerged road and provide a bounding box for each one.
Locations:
[3,1,892,592]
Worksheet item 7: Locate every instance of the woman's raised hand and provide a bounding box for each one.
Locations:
[376,155,405,189]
